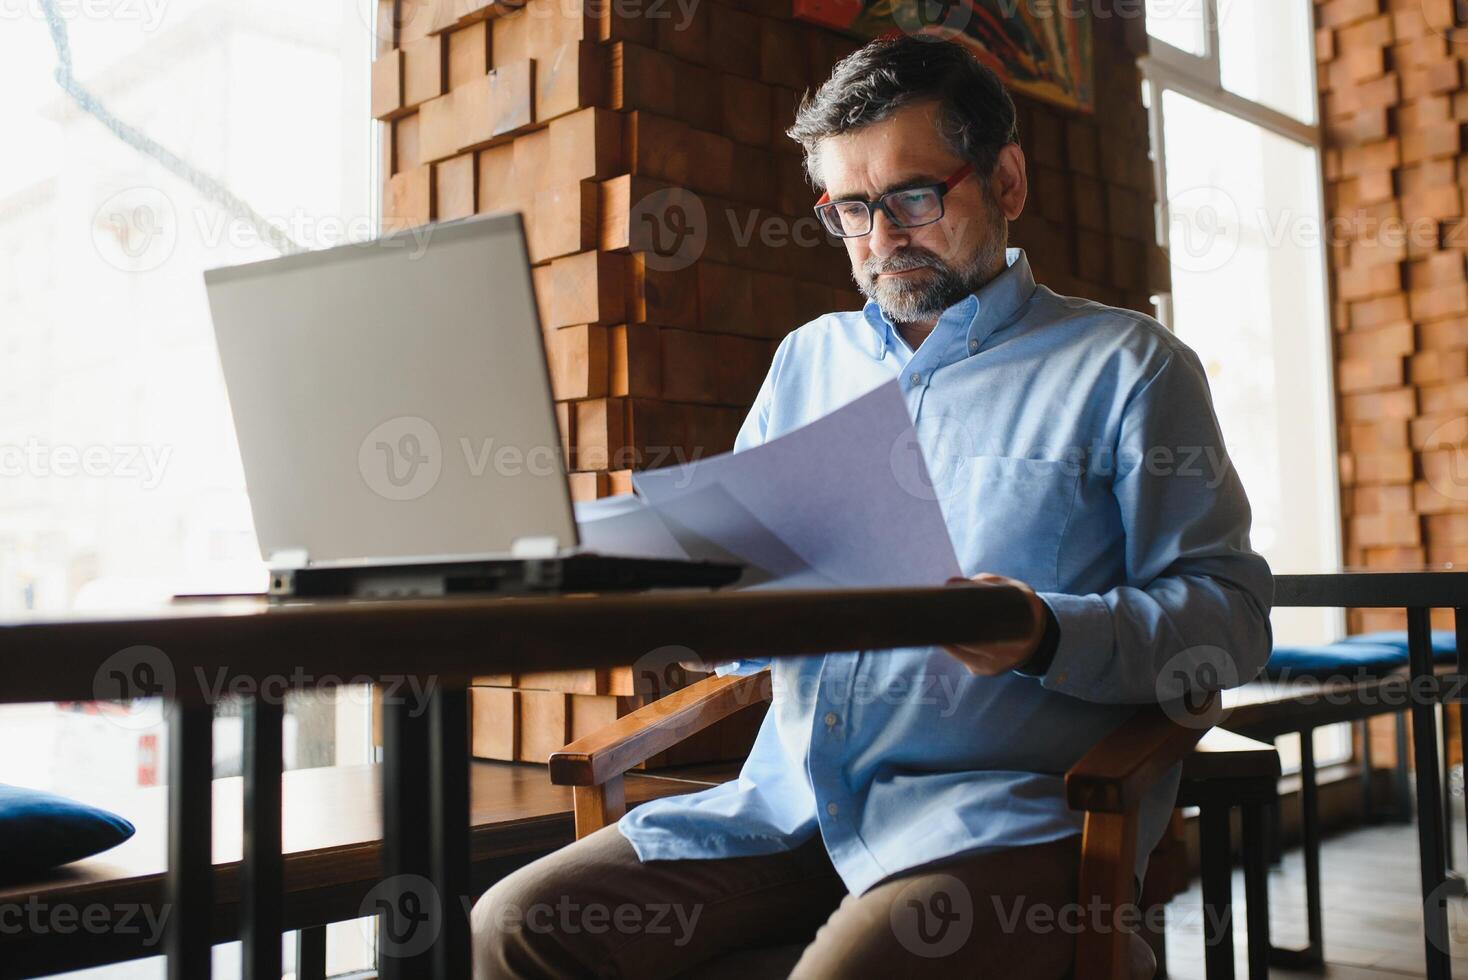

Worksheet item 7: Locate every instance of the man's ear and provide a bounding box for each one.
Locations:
[991,144,1028,222]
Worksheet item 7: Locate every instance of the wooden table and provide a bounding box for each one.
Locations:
[0,585,1032,980]
[1274,571,1468,980]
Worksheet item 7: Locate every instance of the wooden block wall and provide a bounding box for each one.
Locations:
[469,667,768,765]
[1315,0,1468,635]
[1008,16,1163,312]
[372,0,1160,763]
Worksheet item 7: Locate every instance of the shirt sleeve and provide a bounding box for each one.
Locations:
[1035,347,1274,704]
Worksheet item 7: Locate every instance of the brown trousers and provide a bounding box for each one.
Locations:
[471,825,1081,979]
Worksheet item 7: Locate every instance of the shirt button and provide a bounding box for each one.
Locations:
[824,711,839,728]
[826,802,839,817]
[909,372,920,384]
[968,338,979,352]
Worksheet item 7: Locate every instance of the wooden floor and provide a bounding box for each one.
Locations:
[1164,806,1468,978]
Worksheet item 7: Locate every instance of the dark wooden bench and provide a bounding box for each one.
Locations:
[1177,728,1283,980]
[0,760,729,978]
[1219,666,1446,968]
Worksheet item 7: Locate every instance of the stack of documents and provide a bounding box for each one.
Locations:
[574,381,962,590]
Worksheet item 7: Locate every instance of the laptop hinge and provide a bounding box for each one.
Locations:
[510,535,560,558]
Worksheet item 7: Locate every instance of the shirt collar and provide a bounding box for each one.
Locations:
[860,248,1038,360]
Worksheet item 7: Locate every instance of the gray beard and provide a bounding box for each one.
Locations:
[856,220,1008,326]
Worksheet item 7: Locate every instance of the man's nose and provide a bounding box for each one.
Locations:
[866,208,909,259]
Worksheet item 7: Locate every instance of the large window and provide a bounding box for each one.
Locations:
[1143,0,1345,766]
[1,1,376,973]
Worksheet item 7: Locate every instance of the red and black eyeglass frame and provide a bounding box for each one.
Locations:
[813,162,977,238]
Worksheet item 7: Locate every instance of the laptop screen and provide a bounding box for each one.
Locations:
[204,214,578,567]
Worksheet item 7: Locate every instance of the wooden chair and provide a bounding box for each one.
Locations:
[550,669,1226,980]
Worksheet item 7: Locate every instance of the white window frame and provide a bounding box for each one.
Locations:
[1142,0,1327,325]
[1142,0,1349,768]
[1141,0,1339,566]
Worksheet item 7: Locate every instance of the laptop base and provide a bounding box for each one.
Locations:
[269,555,742,600]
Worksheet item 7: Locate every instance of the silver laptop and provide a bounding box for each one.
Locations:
[204,213,739,598]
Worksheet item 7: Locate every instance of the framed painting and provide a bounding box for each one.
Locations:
[794,0,1095,113]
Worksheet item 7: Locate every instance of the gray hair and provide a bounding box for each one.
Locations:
[787,35,1020,190]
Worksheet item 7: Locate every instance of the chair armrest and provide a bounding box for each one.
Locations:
[1065,695,1220,814]
[1069,695,1218,980]
[549,669,772,788]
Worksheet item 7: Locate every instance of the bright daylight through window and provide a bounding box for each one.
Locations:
[1,0,376,973]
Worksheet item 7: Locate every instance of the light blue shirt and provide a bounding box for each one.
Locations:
[619,248,1274,895]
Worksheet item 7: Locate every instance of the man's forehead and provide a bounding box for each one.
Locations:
[817,105,960,195]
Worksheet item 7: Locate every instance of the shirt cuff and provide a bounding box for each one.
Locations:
[1028,591,1113,695]
[1014,599,1061,677]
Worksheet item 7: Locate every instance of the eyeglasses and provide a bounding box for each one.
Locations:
[813,163,976,239]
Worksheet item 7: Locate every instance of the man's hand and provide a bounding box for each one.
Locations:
[941,573,1049,675]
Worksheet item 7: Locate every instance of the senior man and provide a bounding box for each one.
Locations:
[473,34,1273,979]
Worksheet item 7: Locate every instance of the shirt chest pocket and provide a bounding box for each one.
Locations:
[940,455,1080,593]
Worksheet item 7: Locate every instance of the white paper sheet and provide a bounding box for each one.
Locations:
[631,381,962,588]
[573,495,688,561]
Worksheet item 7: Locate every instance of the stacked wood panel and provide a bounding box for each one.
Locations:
[1316,0,1468,635]
[370,0,1161,762]
[1314,0,1468,768]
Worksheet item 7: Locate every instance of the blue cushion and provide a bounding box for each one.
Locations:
[0,784,135,879]
[1264,640,1408,680]
[1339,630,1457,661]
[1265,629,1460,681]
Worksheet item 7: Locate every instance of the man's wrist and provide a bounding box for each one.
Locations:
[1014,600,1060,678]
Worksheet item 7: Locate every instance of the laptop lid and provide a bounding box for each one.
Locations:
[205,213,578,568]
